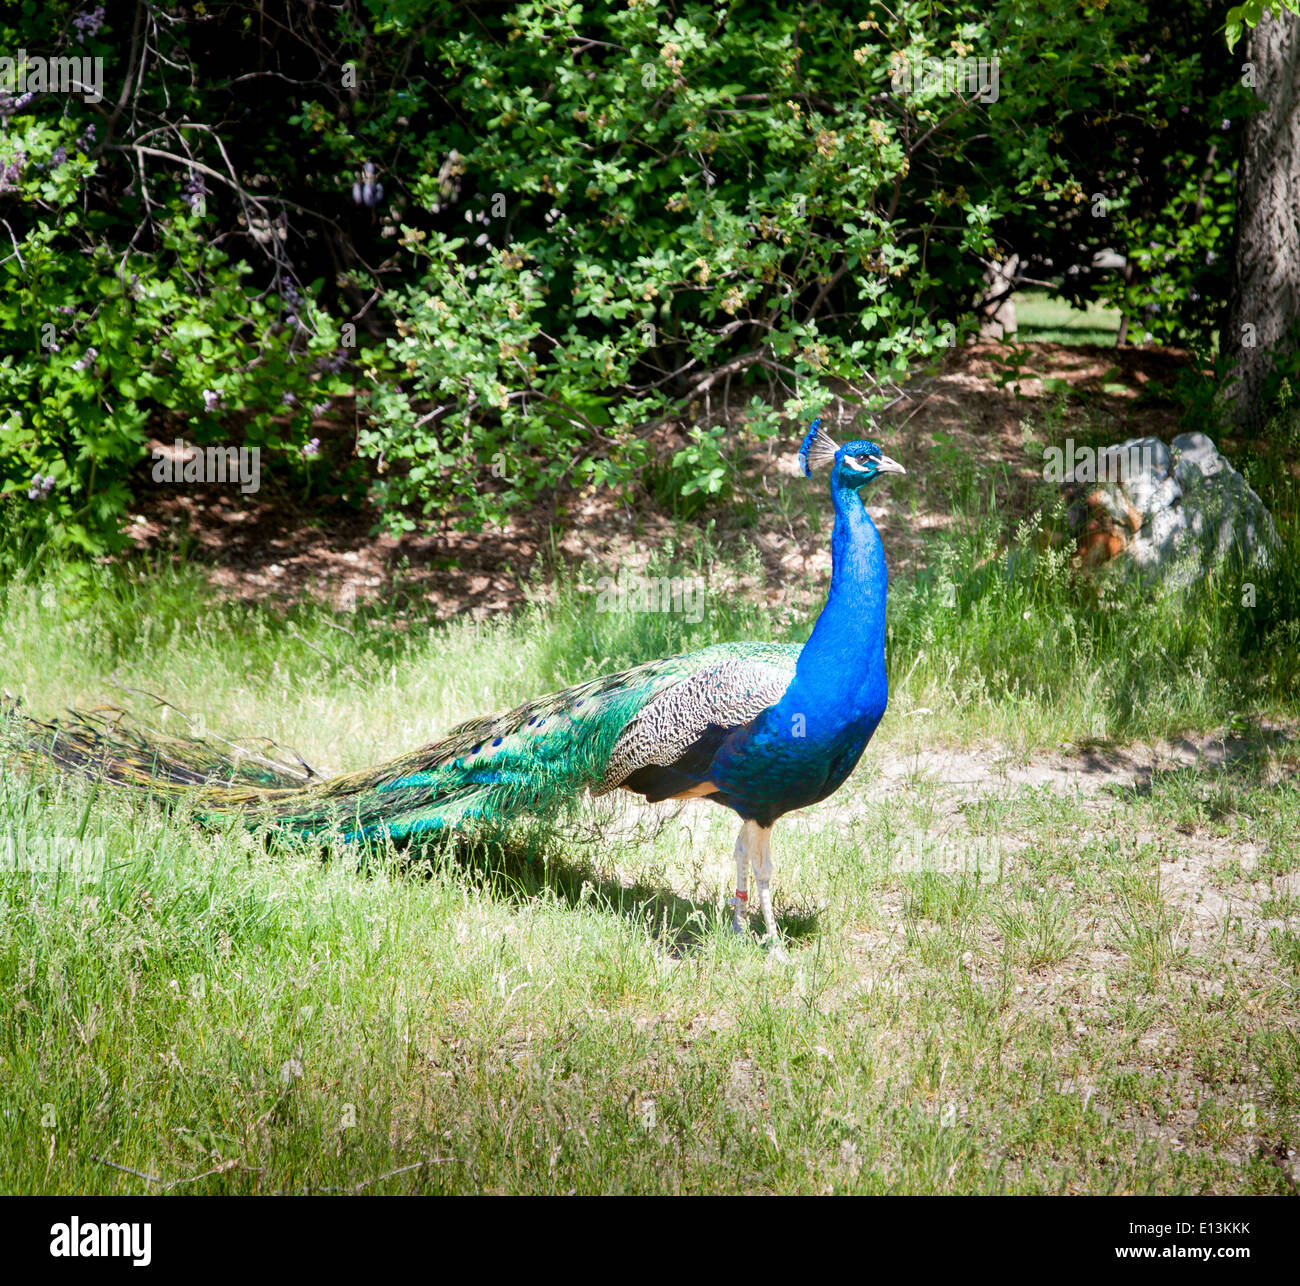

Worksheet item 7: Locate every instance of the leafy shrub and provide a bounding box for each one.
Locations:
[0,6,351,561]
[342,0,1260,528]
[0,1,1262,554]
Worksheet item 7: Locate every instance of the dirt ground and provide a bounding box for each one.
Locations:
[124,342,1201,617]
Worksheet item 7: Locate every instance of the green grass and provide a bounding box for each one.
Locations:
[1,750,1295,1194]
[1014,289,1122,345]
[0,435,1297,1194]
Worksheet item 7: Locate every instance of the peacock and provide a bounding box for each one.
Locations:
[13,419,904,952]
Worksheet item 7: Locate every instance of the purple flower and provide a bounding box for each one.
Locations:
[28,473,56,501]
[316,351,349,374]
[352,162,383,209]
[311,402,329,416]
[50,146,69,168]
[301,437,321,458]
[183,170,207,213]
[0,149,24,186]
[281,391,298,406]
[72,347,98,370]
[202,389,222,412]
[72,6,106,42]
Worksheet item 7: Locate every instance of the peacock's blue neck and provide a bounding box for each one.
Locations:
[777,478,889,731]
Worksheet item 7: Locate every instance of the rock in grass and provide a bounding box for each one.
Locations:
[1064,433,1278,588]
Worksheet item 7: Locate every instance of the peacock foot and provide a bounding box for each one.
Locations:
[764,936,790,963]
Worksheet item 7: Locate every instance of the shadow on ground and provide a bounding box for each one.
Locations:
[349,823,822,957]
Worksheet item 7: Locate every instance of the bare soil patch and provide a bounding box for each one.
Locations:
[124,343,1203,617]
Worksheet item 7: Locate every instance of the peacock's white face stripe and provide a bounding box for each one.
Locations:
[843,454,877,472]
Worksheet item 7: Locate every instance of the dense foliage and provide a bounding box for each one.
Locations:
[0,1,1257,554]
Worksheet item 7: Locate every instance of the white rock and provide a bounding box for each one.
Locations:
[1065,433,1277,588]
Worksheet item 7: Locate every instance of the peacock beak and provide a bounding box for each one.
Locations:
[875,455,906,476]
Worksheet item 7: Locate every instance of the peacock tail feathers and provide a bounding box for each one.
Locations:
[8,641,802,845]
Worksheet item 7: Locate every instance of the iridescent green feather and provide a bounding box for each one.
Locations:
[10,641,801,843]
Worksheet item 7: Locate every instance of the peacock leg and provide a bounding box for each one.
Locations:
[729,821,752,935]
[752,823,788,959]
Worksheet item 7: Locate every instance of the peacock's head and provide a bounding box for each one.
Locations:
[797,418,905,492]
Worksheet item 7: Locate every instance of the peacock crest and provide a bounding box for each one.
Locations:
[797,417,839,476]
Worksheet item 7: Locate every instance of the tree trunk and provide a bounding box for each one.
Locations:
[1116,258,1134,347]
[977,254,1019,341]
[1225,8,1300,430]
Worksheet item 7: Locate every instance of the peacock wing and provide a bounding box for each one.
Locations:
[595,643,799,797]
